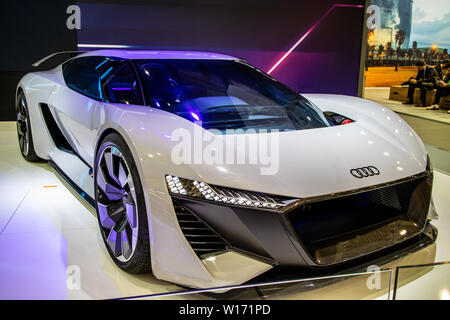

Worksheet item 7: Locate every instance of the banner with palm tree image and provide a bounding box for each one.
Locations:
[365,0,449,87]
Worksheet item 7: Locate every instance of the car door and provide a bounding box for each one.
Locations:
[48,56,143,165]
[47,56,105,165]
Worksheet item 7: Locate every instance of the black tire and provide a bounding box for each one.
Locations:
[94,133,151,273]
[16,92,41,162]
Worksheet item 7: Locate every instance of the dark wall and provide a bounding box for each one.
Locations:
[0,0,366,121]
[77,0,366,94]
[0,1,77,120]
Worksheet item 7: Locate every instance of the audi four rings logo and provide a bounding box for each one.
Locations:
[350,166,380,178]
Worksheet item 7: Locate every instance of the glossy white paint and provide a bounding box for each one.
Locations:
[15,50,432,289]
[1,119,447,300]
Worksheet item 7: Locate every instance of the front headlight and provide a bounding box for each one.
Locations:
[165,174,298,210]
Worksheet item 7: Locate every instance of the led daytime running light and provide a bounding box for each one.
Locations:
[165,175,296,210]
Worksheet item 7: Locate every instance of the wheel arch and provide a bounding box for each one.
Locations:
[94,126,149,200]
[94,126,144,173]
[95,127,122,156]
[93,125,154,248]
[16,86,24,97]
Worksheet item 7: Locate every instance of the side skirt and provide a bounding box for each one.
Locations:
[49,160,95,208]
[39,102,96,206]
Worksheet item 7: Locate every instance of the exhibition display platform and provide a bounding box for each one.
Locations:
[0,121,449,300]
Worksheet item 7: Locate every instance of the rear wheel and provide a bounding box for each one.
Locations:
[16,92,40,162]
[94,133,151,273]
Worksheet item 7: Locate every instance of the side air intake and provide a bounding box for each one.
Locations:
[39,103,75,153]
[172,200,228,258]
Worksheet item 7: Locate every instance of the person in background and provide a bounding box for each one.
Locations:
[426,62,450,111]
[403,60,439,107]
[435,60,450,80]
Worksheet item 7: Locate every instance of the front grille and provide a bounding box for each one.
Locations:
[288,175,432,265]
[173,200,228,258]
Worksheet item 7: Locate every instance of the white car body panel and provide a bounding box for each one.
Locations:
[16,50,433,289]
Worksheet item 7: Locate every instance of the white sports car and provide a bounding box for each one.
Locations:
[16,50,437,289]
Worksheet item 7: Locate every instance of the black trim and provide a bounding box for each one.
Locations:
[323,111,355,126]
[251,222,437,288]
[168,171,432,215]
[172,172,434,269]
[39,103,92,170]
[39,103,75,153]
[113,223,437,301]
[287,174,432,265]
[282,171,433,214]
[173,197,276,265]
[172,199,229,258]
[49,161,95,207]
[172,196,304,266]
[426,154,432,172]
[129,60,147,106]
[32,51,86,70]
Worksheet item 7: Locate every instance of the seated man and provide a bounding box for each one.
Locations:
[426,62,450,111]
[435,60,450,80]
[403,60,439,107]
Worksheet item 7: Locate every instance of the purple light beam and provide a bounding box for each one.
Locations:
[267,4,364,74]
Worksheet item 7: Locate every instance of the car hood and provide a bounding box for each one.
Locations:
[108,95,428,199]
[180,95,428,198]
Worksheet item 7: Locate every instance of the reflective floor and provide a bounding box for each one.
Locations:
[0,121,449,300]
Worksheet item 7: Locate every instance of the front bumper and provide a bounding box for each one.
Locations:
[171,171,434,269]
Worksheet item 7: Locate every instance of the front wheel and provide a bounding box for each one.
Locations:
[94,133,151,273]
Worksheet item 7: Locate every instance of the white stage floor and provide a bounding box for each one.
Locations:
[0,121,449,300]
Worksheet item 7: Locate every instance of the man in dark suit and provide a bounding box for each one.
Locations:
[435,60,450,80]
[403,60,439,107]
[426,62,450,110]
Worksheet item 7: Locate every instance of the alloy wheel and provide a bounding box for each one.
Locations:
[96,145,139,262]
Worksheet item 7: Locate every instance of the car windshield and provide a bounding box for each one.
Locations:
[133,59,328,132]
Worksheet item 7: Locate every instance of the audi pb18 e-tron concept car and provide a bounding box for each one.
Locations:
[16,50,437,289]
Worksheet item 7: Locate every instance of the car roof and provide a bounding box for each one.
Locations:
[77,49,238,60]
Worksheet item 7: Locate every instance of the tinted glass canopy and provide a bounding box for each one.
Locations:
[134,59,328,132]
